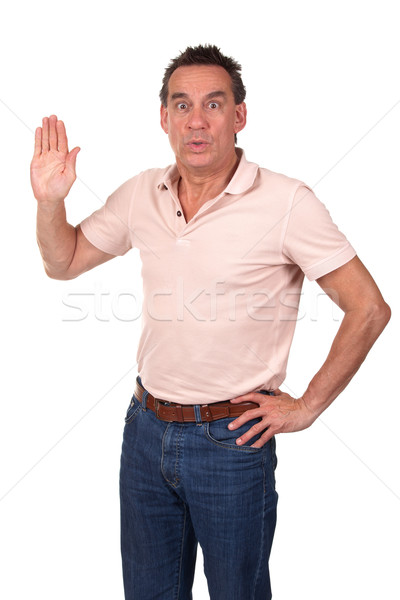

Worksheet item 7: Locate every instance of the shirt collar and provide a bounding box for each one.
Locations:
[157,148,259,195]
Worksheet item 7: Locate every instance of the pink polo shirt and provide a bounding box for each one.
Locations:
[80,149,356,404]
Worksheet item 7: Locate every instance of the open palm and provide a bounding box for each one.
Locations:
[30,115,80,203]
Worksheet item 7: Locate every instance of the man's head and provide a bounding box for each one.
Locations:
[159,44,246,110]
[160,45,247,175]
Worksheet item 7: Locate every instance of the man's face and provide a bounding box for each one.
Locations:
[160,65,246,174]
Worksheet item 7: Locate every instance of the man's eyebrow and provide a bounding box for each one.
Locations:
[170,92,190,101]
[170,91,228,101]
[204,91,228,100]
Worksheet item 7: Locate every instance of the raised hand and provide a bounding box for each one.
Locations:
[30,114,80,204]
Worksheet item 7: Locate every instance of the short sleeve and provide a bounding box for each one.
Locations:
[282,184,356,281]
[80,176,138,256]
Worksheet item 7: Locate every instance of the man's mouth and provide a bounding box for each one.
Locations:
[187,140,209,151]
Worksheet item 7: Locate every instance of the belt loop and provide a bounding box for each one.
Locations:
[194,404,202,426]
[142,389,148,411]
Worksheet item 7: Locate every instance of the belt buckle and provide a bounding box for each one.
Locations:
[155,398,183,422]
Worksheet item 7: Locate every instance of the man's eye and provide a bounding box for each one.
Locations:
[178,103,187,110]
[208,102,219,109]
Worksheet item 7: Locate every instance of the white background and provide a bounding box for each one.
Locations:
[1,1,399,598]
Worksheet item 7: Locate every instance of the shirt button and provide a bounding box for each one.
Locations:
[177,210,182,217]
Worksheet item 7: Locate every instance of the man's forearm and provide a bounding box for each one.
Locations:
[302,302,391,418]
[36,199,77,279]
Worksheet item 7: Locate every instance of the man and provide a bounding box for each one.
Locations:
[31,45,390,600]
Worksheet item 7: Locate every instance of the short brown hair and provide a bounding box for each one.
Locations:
[159,44,246,107]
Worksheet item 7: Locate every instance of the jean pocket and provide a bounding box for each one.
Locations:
[124,394,142,424]
[204,417,266,453]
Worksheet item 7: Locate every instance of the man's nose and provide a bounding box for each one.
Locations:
[187,106,208,129]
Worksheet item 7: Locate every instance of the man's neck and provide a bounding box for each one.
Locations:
[176,151,240,221]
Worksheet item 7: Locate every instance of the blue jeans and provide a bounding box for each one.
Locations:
[119,378,278,600]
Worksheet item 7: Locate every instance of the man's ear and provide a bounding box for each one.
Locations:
[160,104,168,134]
[234,102,247,134]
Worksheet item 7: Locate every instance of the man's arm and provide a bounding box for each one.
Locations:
[228,256,391,448]
[297,256,391,414]
[31,115,114,280]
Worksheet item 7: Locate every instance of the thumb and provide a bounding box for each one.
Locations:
[66,146,80,173]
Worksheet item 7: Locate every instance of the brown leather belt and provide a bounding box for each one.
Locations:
[134,380,259,423]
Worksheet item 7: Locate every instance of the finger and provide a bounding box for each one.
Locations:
[251,429,275,449]
[228,407,265,430]
[65,146,80,174]
[235,418,269,446]
[230,392,261,403]
[34,127,42,157]
[42,117,49,152]
[56,120,68,153]
[49,114,58,151]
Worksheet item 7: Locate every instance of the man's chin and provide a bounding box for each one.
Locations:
[179,151,214,170]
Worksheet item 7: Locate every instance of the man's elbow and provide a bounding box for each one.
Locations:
[366,299,391,331]
[43,263,78,281]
